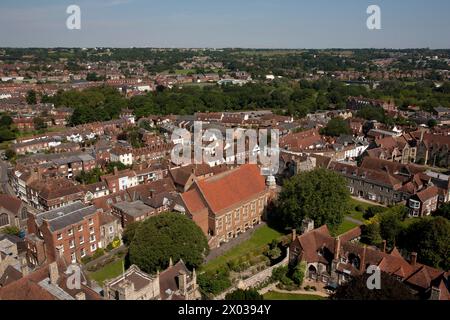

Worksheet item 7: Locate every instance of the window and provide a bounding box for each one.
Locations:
[69,240,75,249]
[80,248,86,258]
[234,209,240,222]
[89,218,94,226]
[109,226,114,234]
[90,234,96,243]
[57,233,63,240]
[71,252,76,263]
[89,226,94,234]
[79,236,84,245]
[226,213,232,225]
[216,218,223,232]
[90,243,97,252]
[78,225,83,232]
[0,213,9,227]
[68,229,73,236]
[243,205,249,219]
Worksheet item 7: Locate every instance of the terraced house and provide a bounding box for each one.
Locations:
[330,158,446,214]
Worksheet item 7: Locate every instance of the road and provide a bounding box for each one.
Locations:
[0,155,40,216]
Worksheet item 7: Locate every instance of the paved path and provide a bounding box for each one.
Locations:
[351,196,387,208]
[344,216,364,226]
[271,288,329,298]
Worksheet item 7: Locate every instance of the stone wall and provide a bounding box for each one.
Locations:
[214,248,289,300]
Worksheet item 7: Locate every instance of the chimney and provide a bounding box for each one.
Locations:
[360,245,367,272]
[291,228,297,242]
[75,292,86,300]
[114,166,119,176]
[21,256,29,277]
[334,237,341,260]
[169,257,173,267]
[411,252,417,266]
[178,270,187,295]
[382,240,387,253]
[430,287,441,300]
[49,262,59,285]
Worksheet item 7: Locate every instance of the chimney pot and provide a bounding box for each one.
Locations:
[75,292,86,300]
[49,262,59,285]
[292,228,297,242]
[334,237,341,260]
[411,252,417,266]
[382,240,387,253]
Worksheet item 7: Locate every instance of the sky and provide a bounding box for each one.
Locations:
[0,0,450,48]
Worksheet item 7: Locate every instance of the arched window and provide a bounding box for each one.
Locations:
[21,207,28,220]
[0,213,9,227]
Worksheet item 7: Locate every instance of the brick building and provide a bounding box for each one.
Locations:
[26,202,103,266]
[180,164,270,247]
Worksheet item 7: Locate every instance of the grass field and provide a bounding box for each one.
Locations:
[201,225,283,273]
[333,220,359,236]
[263,291,325,300]
[347,198,384,222]
[89,258,124,286]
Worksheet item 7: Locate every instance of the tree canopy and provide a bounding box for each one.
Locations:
[320,117,351,137]
[128,212,209,273]
[331,272,417,300]
[277,168,350,231]
[397,216,450,270]
[225,289,263,300]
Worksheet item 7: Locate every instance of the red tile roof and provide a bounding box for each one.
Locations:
[195,164,267,214]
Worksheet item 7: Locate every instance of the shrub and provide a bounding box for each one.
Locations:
[292,261,306,286]
[93,248,105,260]
[355,205,365,212]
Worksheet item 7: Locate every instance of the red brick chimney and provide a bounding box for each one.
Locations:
[411,252,417,266]
[334,237,341,260]
[360,245,367,272]
[291,228,297,242]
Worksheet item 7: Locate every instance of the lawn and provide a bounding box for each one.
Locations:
[89,258,124,286]
[333,219,359,237]
[263,291,325,300]
[201,225,283,273]
[347,198,383,223]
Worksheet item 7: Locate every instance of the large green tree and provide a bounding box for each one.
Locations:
[277,168,350,230]
[397,216,450,270]
[331,272,417,300]
[128,213,209,273]
[434,203,450,220]
[379,206,407,248]
[320,117,351,137]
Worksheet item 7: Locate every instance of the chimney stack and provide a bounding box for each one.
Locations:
[360,245,367,272]
[178,270,187,295]
[382,240,387,253]
[334,237,341,260]
[291,228,297,242]
[411,252,417,266]
[21,256,29,277]
[75,292,86,300]
[114,166,119,176]
[49,262,59,285]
